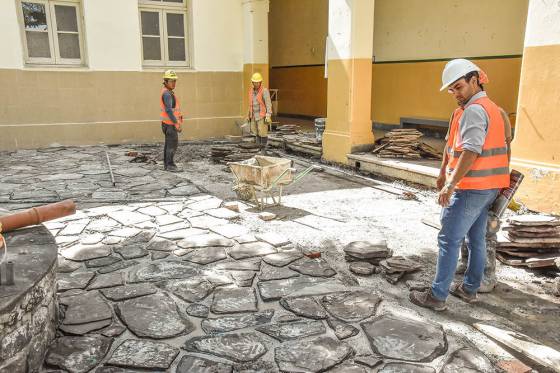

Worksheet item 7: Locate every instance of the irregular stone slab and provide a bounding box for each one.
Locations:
[151,250,170,260]
[177,233,235,248]
[157,278,214,302]
[354,355,383,369]
[58,256,82,273]
[98,260,139,274]
[211,224,250,238]
[327,318,360,340]
[61,243,112,262]
[59,221,89,236]
[188,215,229,229]
[259,263,299,281]
[117,293,194,339]
[235,234,258,244]
[88,272,124,290]
[107,339,179,370]
[329,364,369,373]
[176,355,233,373]
[262,251,304,267]
[349,261,376,276]
[378,363,436,373]
[101,283,158,301]
[257,319,325,342]
[202,310,275,334]
[361,314,447,363]
[228,242,277,260]
[280,296,328,319]
[275,336,353,373]
[160,202,187,214]
[113,166,151,177]
[442,347,494,373]
[63,293,112,325]
[58,272,96,291]
[80,233,105,245]
[186,303,210,318]
[108,211,151,226]
[102,236,123,245]
[60,318,112,335]
[137,205,167,216]
[156,214,184,226]
[128,261,199,283]
[189,197,223,211]
[158,221,190,233]
[114,244,149,260]
[86,218,120,234]
[46,335,112,373]
[256,232,290,247]
[344,240,390,259]
[168,184,200,196]
[183,247,227,264]
[321,291,381,322]
[146,237,177,252]
[380,256,422,274]
[110,227,141,238]
[258,276,328,301]
[158,228,208,240]
[206,208,239,219]
[85,255,122,268]
[125,229,156,244]
[212,287,258,314]
[92,190,127,200]
[184,333,268,363]
[214,259,262,271]
[100,321,127,338]
[289,258,336,278]
[230,271,257,287]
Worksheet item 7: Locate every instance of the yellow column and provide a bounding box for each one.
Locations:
[242,0,269,115]
[511,0,560,214]
[322,0,375,164]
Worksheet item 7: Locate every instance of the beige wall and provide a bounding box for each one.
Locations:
[269,0,327,67]
[373,0,529,62]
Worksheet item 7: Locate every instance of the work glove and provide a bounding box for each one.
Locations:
[265,115,272,124]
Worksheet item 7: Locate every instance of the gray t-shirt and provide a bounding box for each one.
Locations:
[457,91,489,154]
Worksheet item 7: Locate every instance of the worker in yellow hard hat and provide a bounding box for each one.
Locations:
[160,70,183,172]
[247,72,273,153]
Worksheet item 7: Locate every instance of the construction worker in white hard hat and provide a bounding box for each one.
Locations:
[410,59,511,311]
[160,70,183,172]
[247,72,273,153]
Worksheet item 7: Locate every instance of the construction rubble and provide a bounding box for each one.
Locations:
[497,214,560,269]
[373,129,442,160]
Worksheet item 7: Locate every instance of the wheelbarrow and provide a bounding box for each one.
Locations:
[228,156,315,210]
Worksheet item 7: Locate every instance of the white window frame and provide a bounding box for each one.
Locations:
[139,0,190,68]
[18,0,85,66]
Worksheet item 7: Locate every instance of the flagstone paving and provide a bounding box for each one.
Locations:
[1,145,557,372]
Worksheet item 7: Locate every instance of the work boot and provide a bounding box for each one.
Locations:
[409,289,447,312]
[450,281,478,303]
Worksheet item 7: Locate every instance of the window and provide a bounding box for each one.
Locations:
[19,0,85,65]
[139,0,189,67]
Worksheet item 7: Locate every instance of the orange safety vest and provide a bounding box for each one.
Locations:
[248,86,267,120]
[446,95,510,190]
[160,88,183,129]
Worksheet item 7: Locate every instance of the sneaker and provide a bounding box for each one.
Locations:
[450,282,478,303]
[409,289,447,312]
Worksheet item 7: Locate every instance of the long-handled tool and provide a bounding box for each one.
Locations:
[105,151,116,187]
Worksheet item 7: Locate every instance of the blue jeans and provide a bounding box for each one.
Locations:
[431,189,499,301]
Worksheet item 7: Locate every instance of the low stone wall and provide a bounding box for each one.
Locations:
[0,226,58,372]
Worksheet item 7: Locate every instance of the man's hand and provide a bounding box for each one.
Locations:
[265,115,272,124]
[176,124,182,133]
[438,182,455,207]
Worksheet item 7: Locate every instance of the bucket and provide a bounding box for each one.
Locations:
[314,118,326,142]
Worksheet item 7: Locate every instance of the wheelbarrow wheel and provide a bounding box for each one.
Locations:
[233,183,254,202]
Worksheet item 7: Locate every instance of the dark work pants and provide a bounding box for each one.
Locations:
[161,123,178,167]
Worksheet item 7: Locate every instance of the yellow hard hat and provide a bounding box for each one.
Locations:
[163,70,178,80]
[251,72,263,83]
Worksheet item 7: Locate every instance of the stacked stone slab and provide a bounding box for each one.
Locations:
[379,256,422,284]
[344,240,392,276]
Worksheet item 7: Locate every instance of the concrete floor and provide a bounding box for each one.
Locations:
[1,143,559,372]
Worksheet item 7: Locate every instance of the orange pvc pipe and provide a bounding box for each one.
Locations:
[0,200,76,233]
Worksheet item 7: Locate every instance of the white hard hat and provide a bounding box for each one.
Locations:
[440,59,480,91]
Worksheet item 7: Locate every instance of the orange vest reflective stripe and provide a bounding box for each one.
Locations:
[249,86,266,120]
[446,96,510,190]
[160,88,183,128]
